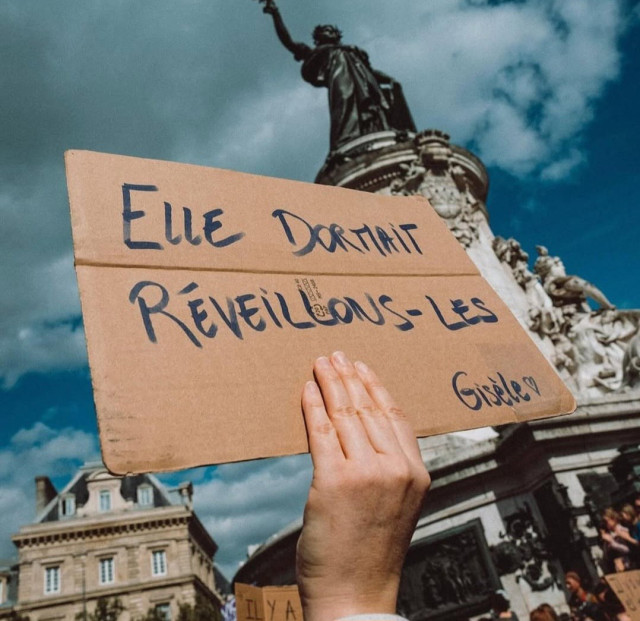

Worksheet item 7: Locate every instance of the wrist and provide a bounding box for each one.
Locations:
[300,587,399,621]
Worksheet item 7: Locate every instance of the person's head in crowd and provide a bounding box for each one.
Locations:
[565,571,583,594]
[530,606,556,621]
[602,507,621,530]
[620,503,637,528]
[489,590,510,613]
[537,602,559,620]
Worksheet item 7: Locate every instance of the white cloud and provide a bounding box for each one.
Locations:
[188,454,312,578]
[0,321,87,389]
[0,423,98,560]
[540,148,586,181]
[0,184,85,386]
[371,0,624,177]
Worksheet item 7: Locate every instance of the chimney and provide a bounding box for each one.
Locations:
[177,482,193,509]
[35,476,58,515]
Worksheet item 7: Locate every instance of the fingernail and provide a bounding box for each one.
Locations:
[331,350,348,366]
[305,381,320,396]
[354,360,369,374]
[315,356,331,369]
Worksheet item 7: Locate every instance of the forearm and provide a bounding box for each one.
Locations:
[267,6,309,59]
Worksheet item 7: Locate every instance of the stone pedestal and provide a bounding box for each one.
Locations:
[316,128,640,399]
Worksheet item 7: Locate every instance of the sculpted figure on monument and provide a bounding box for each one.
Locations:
[533,246,614,312]
[493,236,535,289]
[259,0,416,152]
[622,332,640,389]
[528,247,640,393]
[390,132,482,247]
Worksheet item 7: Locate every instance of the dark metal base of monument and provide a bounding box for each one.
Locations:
[315,129,488,209]
[398,519,500,621]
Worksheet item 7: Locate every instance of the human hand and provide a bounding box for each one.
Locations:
[260,0,278,14]
[617,526,638,545]
[600,530,613,544]
[297,352,430,621]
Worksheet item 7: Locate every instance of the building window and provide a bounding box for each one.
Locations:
[99,490,111,512]
[44,565,60,594]
[0,578,5,605]
[137,485,153,506]
[151,550,167,576]
[99,557,115,585]
[60,494,76,517]
[155,603,171,621]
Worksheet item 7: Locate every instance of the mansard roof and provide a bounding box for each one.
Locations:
[35,461,180,524]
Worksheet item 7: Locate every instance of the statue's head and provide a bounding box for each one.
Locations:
[534,245,566,280]
[313,24,342,45]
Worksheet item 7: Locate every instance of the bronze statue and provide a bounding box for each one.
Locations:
[258,0,416,152]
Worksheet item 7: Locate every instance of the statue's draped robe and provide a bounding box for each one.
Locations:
[298,44,416,151]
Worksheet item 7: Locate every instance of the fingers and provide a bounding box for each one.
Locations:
[301,380,344,468]
[353,359,424,467]
[330,351,404,456]
[313,356,376,460]
[309,352,422,465]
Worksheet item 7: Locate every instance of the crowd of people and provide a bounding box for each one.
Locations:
[480,498,640,621]
[477,574,631,621]
[599,499,640,574]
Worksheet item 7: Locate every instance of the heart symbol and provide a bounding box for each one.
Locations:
[522,376,540,395]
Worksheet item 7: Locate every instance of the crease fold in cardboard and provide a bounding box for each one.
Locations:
[65,150,576,474]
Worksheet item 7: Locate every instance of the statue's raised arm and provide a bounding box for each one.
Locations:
[259,0,311,61]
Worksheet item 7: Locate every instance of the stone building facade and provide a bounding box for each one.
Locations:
[234,130,640,620]
[1,462,224,621]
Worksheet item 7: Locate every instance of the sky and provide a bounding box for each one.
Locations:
[1,0,639,579]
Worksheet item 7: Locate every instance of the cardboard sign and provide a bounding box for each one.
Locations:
[235,583,302,621]
[606,571,640,620]
[66,150,576,474]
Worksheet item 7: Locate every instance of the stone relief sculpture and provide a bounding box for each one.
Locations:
[533,246,614,312]
[256,0,640,396]
[398,520,498,619]
[258,0,416,153]
[622,332,640,389]
[390,130,482,248]
[492,236,534,288]
[492,239,640,394]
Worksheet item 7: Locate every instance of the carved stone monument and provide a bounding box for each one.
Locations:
[316,125,640,397]
[246,7,640,618]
